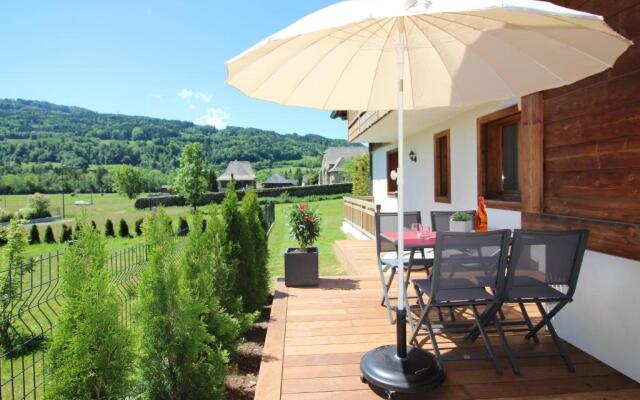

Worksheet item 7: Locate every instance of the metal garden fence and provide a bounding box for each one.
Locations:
[0,243,148,400]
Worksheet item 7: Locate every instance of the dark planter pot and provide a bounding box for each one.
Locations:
[284,247,319,287]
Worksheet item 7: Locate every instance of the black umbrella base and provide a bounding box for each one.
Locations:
[360,345,446,399]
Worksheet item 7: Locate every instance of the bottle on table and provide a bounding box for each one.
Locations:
[475,196,488,232]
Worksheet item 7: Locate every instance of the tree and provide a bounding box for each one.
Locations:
[90,220,97,231]
[134,218,144,236]
[59,224,73,243]
[207,169,219,192]
[46,222,134,399]
[174,143,208,209]
[118,219,130,238]
[177,217,189,236]
[221,181,256,313]
[137,209,227,399]
[44,226,56,243]
[240,189,270,312]
[28,193,50,218]
[346,154,371,196]
[111,165,144,200]
[0,221,28,350]
[29,225,40,245]
[104,219,115,237]
[294,168,304,186]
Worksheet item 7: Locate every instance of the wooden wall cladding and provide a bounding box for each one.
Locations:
[523,1,640,261]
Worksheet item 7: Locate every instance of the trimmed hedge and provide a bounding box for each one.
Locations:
[134,183,353,209]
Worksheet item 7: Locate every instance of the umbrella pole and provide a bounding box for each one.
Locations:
[396,25,407,359]
[360,19,446,397]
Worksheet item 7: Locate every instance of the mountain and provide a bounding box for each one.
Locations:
[0,99,361,194]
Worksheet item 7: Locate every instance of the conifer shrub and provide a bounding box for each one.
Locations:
[46,222,134,399]
[177,216,189,236]
[118,219,130,238]
[90,220,97,231]
[137,209,227,399]
[104,219,115,237]
[74,224,81,234]
[0,221,29,350]
[44,226,56,244]
[29,225,41,245]
[59,224,73,243]
[240,188,270,312]
[134,218,143,236]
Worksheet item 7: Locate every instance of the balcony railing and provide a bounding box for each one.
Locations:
[343,196,377,238]
[347,110,391,142]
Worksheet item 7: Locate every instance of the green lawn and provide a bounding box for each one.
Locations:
[267,198,346,278]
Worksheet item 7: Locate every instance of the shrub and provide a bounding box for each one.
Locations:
[0,221,28,350]
[29,225,40,245]
[118,219,130,238]
[59,224,73,243]
[138,210,227,399]
[346,154,371,196]
[177,217,189,236]
[46,223,135,399]
[44,226,56,244]
[17,207,36,220]
[0,208,12,223]
[90,220,97,231]
[27,193,51,218]
[134,218,143,236]
[104,219,115,237]
[288,203,321,249]
[241,189,270,312]
[0,228,7,247]
[451,211,473,222]
[221,182,255,314]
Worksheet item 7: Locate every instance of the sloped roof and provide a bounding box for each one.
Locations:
[328,157,348,173]
[264,174,295,185]
[218,160,256,181]
[322,146,367,169]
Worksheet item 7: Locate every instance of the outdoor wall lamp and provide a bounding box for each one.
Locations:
[409,150,417,162]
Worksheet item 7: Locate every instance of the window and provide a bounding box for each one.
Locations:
[477,106,521,209]
[433,130,451,203]
[386,149,398,195]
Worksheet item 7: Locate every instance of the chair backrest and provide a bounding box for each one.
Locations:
[430,230,511,298]
[504,230,589,300]
[430,210,477,232]
[374,211,422,256]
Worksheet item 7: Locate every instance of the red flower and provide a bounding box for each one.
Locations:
[304,216,315,223]
[298,203,308,212]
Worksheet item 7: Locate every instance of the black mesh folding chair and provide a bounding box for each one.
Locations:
[430,210,476,232]
[409,230,511,374]
[375,212,433,323]
[493,229,589,374]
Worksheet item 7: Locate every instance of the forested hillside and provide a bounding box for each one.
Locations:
[0,99,357,194]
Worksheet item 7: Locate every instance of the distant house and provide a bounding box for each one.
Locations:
[217,160,256,192]
[319,146,367,185]
[160,185,172,194]
[263,174,296,188]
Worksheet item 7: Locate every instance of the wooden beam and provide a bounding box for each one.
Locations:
[520,93,544,215]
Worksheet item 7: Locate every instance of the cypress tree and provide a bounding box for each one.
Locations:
[46,223,134,399]
[134,218,144,236]
[44,226,56,244]
[241,188,270,312]
[59,224,72,243]
[138,209,226,399]
[104,219,115,237]
[118,219,130,238]
[221,181,255,313]
[29,225,41,245]
[177,216,189,236]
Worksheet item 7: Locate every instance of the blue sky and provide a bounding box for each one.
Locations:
[0,0,348,139]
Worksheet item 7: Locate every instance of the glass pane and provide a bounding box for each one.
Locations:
[501,123,519,191]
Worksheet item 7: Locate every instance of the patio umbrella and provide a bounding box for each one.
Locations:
[226,0,630,396]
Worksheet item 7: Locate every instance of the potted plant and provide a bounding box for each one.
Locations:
[450,211,474,232]
[285,203,320,286]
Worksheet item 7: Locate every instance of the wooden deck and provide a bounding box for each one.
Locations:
[255,240,640,400]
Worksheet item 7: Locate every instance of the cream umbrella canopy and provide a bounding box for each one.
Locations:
[226,0,631,396]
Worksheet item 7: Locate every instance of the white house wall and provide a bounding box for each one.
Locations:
[368,99,640,382]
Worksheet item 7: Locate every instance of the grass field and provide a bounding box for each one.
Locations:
[2,193,192,257]
[267,198,346,278]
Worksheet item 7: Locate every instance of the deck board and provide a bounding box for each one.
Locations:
[255,239,640,399]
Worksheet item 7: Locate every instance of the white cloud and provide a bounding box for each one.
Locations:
[179,88,211,103]
[195,107,229,129]
[179,89,194,99]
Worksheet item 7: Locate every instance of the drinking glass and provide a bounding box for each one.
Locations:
[411,223,422,234]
